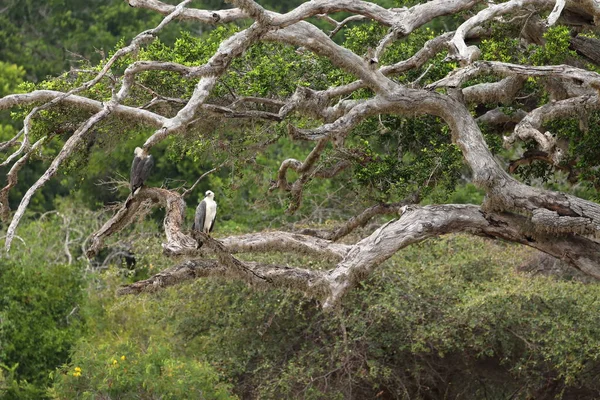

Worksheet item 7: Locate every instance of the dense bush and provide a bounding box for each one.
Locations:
[2,204,600,399]
[41,233,600,400]
[0,255,85,399]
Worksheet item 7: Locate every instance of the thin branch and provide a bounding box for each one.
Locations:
[5,106,114,251]
[300,195,420,241]
[142,22,271,149]
[450,0,553,64]
[117,258,327,296]
[2,1,194,251]
[0,138,45,222]
[182,165,221,198]
[427,61,600,90]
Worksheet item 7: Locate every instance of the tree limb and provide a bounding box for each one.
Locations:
[118,204,600,309]
[504,94,599,161]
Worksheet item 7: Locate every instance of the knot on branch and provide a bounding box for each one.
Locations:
[282,87,330,120]
[450,44,481,66]
[227,0,272,25]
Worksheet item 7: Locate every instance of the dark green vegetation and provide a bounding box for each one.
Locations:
[2,0,600,399]
[3,213,600,399]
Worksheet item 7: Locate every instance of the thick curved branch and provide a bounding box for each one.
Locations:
[117,258,328,297]
[270,138,332,213]
[300,195,419,241]
[462,76,526,104]
[428,61,600,91]
[505,94,599,160]
[288,83,600,236]
[119,204,600,310]
[450,0,553,64]
[323,204,600,308]
[87,187,197,258]
[88,186,351,260]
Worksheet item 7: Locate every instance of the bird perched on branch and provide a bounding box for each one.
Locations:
[193,190,217,234]
[130,147,154,195]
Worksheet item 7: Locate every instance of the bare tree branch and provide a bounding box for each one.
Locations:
[428,61,600,91]
[299,195,420,241]
[2,0,194,251]
[505,94,599,162]
[88,186,351,261]
[3,0,600,308]
[118,204,600,309]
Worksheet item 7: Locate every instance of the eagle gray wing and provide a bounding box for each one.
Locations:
[140,155,154,184]
[194,200,207,232]
[130,156,142,192]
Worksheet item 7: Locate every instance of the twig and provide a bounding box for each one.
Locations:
[182,163,224,198]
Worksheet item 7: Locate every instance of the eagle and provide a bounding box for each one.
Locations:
[193,190,217,234]
[130,147,154,194]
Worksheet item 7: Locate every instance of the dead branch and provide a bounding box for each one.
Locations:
[119,204,600,309]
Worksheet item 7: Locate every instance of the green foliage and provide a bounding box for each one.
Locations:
[348,115,464,203]
[0,62,25,98]
[50,339,236,400]
[49,267,237,400]
[529,26,577,66]
[3,207,600,399]
[0,0,189,81]
[0,253,85,399]
[446,182,485,204]
[43,234,600,400]
[480,37,522,63]
[4,0,600,399]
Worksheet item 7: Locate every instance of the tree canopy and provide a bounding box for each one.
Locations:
[2,0,600,306]
[2,0,600,398]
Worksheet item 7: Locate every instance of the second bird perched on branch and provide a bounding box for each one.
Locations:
[130,147,154,195]
[193,190,217,235]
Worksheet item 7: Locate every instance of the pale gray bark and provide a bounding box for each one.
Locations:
[0,0,599,305]
[115,202,600,308]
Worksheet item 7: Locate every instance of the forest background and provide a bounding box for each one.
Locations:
[1,0,600,399]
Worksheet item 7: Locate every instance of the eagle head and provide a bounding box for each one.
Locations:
[134,147,145,157]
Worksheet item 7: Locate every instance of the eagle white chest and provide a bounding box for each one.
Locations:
[203,197,217,232]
